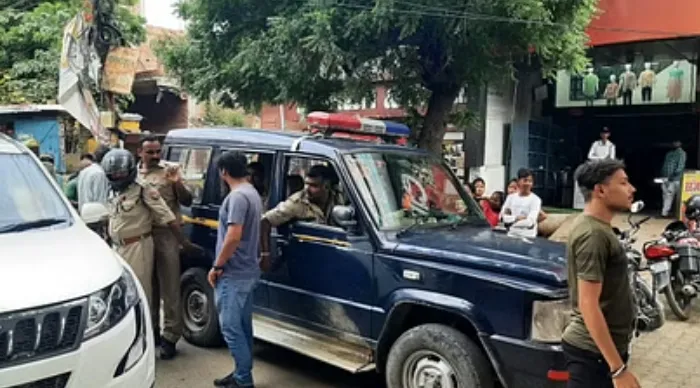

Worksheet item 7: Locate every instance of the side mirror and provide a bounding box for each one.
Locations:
[81,202,109,224]
[630,201,645,214]
[332,205,358,231]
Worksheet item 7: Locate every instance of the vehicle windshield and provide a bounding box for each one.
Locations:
[343,151,486,231]
[0,153,72,233]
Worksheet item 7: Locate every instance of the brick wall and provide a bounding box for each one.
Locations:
[259,86,408,130]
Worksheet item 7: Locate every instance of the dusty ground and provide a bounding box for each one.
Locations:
[157,214,700,388]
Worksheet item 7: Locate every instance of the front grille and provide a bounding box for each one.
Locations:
[0,299,86,369]
[9,373,70,388]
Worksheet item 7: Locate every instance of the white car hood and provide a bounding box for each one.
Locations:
[0,224,122,314]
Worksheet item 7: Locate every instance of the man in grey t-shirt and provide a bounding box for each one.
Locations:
[208,151,262,388]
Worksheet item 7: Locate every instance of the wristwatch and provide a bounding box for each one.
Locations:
[212,265,225,272]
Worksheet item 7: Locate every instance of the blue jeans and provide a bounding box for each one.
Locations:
[215,276,257,386]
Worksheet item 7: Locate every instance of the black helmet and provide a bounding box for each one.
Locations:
[685,195,700,220]
[101,149,136,192]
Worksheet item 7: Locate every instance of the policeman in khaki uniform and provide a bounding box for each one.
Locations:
[260,164,343,270]
[101,149,199,354]
[137,136,193,359]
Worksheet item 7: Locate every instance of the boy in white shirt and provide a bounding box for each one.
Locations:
[500,168,542,238]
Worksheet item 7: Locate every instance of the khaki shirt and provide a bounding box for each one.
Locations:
[138,161,185,225]
[263,190,343,227]
[107,182,176,243]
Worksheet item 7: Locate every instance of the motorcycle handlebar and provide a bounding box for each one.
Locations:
[636,216,652,227]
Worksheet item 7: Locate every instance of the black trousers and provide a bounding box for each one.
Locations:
[622,89,633,105]
[642,86,652,101]
[562,342,629,388]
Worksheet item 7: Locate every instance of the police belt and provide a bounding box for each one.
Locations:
[113,231,152,247]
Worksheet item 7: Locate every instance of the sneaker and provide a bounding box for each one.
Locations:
[160,339,177,360]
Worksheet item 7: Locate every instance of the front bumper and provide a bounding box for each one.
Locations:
[0,304,155,388]
[483,334,567,388]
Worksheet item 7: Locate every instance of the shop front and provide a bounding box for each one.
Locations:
[549,37,700,211]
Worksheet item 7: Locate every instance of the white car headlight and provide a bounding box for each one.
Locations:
[84,268,139,341]
[531,299,571,343]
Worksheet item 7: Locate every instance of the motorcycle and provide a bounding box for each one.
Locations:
[615,201,666,333]
[655,220,700,320]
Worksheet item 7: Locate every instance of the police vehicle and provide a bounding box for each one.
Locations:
[164,113,570,388]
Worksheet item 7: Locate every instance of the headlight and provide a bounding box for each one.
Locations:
[84,268,139,340]
[531,299,571,343]
[115,303,148,376]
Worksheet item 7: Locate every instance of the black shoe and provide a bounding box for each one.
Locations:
[153,332,161,347]
[213,373,234,387]
[213,373,254,388]
[160,339,177,360]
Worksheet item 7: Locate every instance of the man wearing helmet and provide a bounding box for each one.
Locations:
[101,148,200,315]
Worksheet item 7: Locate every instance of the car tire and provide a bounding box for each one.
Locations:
[181,267,223,347]
[385,323,493,388]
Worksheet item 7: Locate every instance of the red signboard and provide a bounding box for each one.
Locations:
[587,0,700,46]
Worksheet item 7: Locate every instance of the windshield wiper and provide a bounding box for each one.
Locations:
[0,218,68,233]
[395,209,451,238]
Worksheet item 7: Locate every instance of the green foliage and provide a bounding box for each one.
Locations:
[0,0,146,105]
[202,100,246,127]
[160,0,597,152]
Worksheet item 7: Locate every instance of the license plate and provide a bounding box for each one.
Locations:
[651,261,670,273]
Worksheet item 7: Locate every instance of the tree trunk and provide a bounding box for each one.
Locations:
[417,86,461,154]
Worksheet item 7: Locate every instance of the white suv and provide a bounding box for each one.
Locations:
[0,134,155,388]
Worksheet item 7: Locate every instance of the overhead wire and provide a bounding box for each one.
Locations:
[332,0,700,38]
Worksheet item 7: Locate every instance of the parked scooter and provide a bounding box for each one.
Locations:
[615,201,666,333]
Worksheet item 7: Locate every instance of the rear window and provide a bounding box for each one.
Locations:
[0,153,72,233]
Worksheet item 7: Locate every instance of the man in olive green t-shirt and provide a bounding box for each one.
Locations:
[562,159,639,388]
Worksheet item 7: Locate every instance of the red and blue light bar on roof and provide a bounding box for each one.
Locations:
[306,111,411,138]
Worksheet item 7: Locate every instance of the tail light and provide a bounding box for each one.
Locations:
[644,245,675,259]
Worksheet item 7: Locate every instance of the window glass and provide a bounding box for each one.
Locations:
[216,151,273,206]
[179,148,211,204]
[343,152,485,231]
[0,154,72,233]
[284,157,340,199]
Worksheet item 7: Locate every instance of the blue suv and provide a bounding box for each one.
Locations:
[163,127,570,388]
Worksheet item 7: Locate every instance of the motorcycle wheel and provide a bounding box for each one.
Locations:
[664,274,692,321]
[636,279,665,331]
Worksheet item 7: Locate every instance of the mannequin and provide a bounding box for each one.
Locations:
[667,60,684,103]
[582,67,599,106]
[638,62,656,102]
[604,74,620,106]
[619,63,637,105]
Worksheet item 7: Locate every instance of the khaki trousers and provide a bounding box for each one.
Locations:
[116,236,155,309]
[151,227,183,343]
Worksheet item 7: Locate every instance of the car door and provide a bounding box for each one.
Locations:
[265,155,375,340]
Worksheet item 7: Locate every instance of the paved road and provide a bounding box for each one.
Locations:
[157,215,700,388]
[156,341,382,388]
